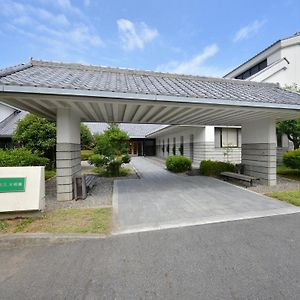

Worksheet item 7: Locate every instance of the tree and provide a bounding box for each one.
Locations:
[80,124,93,150]
[277,120,300,149]
[89,123,130,176]
[13,113,95,166]
[13,114,56,163]
[277,84,300,149]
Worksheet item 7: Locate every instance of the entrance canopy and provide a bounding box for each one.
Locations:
[1,59,300,126]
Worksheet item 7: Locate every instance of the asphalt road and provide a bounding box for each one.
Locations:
[1,213,300,300]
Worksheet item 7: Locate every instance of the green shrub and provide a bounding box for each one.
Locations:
[200,160,236,176]
[81,149,93,161]
[0,148,49,167]
[283,148,300,169]
[89,153,130,177]
[93,166,131,177]
[122,153,131,164]
[166,155,192,173]
[45,170,56,180]
[89,154,109,168]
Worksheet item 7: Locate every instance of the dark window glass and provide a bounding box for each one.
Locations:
[235,59,267,80]
[277,134,283,147]
[190,134,194,161]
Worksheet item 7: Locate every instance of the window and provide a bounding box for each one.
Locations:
[235,59,267,80]
[277,134,283,147]
[167,138,170,154]
[215,128,240,148]
[173,137,176,155]
[190,134,194,161]
[179,136,184,155]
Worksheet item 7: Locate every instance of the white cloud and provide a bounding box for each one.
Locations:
[0,0,104,60]
[117,19,158,50]
[156,44,226,76]
[233,20,266,42]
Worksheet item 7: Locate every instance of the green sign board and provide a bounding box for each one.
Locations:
[0,177,26,193]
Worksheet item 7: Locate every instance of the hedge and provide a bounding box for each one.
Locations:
[0,148,49,167]
[283,148,300,170]
[166,155,192,173]
[200,160,236,176]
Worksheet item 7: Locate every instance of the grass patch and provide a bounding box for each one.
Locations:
[0,220,9,231]
[0,208,112,234]
[266,190,300,206]
[45,169,56,180]
[81,149,93,161]
[92,166,132,177]
[277,165,300,181]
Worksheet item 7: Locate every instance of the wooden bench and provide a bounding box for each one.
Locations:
[74,174,97,200]
[220,172,259,187]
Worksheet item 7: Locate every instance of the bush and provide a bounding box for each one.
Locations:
[166,155,192,173]
[122,153,131,164]
[0,148,49,167]
[89,153,130,176]
[200,160,236,176]
[89,154,109,168]
[283,148,300,169]
[92,124,130,176]
[81,150,93,161]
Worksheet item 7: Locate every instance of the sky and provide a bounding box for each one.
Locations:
[0,0,300,77]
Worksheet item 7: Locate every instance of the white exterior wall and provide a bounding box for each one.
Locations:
[263,45,300,86]
[156,127,202,163]
[267,50,281,65]
[154,126,241,166]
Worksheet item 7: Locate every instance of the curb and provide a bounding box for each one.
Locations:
[130,161,142,179]
[0,233,107,249]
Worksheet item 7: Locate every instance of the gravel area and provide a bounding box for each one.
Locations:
[249,176,300,193]
[45,161,138,211]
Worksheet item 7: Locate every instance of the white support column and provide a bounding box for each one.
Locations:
[56,108,81,201]
[241,119,276,186]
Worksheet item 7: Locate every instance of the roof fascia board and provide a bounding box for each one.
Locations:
[1,84,300,111]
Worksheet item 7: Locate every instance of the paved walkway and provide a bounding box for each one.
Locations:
[114,157,299,233]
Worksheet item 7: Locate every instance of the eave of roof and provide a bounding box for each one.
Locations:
[2,84,300,111]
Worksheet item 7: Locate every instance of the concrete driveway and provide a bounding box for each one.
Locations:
[114,157,298,233]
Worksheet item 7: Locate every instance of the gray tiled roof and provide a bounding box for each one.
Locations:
[1,59,300,106]
[0,110,27,137]
[86,123,166,138]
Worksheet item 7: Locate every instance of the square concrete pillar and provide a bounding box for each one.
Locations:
[241,119,276,186]
[56,108,81,201]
